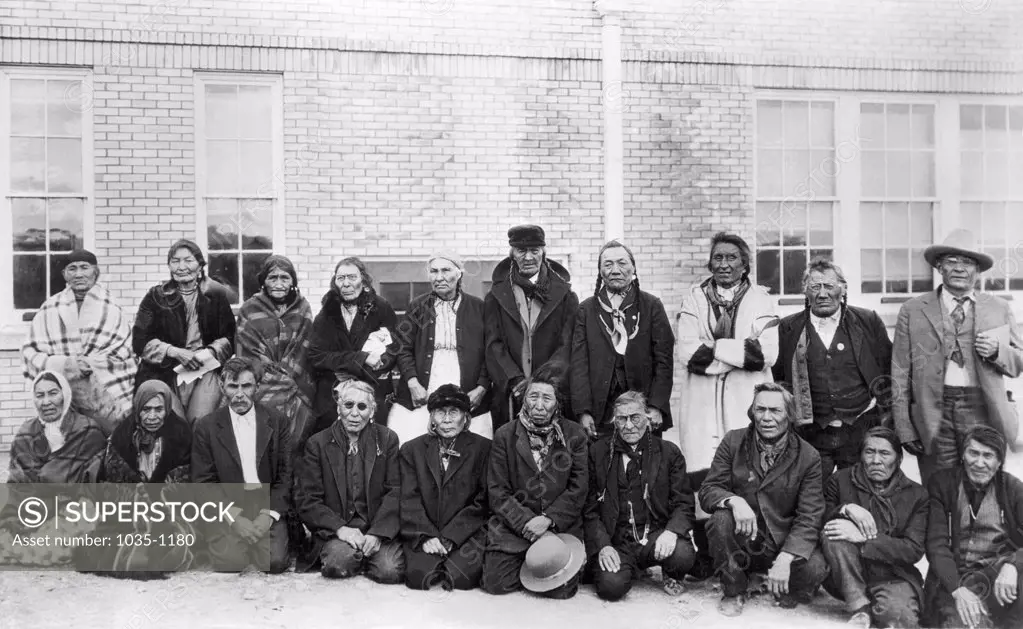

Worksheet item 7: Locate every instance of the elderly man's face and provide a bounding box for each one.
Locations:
[337,388,375,437]
[938,255,979,295]
[805,269,844,318]
[428,258,461,301]
[710,242,744,289]
[263,266,294,303]
[600,246,636,293]
[221,370,257,416]
[511,246,544,278]
[139,395,167,433]
[751,390,789,441]
[431,405,468,439]
[63,261,98,295]
[613,401,649,445]
[334,264,365,302]
[963,439,1000,486]
[34,379,64,423]
[522,382,558,427]
[861,436,899,484]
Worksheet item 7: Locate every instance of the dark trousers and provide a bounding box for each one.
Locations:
[208,517,290,574]
[705,509,828,598]
[918,386,989,486]
[932,564,1023,628]
[593,531,696,601]
[320,538,405,583]
[482,542,583,599]
[821,538,921,627]
[404,529,487,591]
[798,409,880,482]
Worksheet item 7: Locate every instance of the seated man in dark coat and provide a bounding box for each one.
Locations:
[482,365,589,598]
[296,378,404,583]
[191,357,292,574]
[821,427,928,628]
[584,391,695,601]
[399,384,491,591]
[924,426,1023,629]
[699,381,828,617]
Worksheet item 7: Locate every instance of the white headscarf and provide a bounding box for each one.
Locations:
[32,370,73,453]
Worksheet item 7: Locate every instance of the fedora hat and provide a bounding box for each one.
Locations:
[923,229,994,272]
[519,533,585,593]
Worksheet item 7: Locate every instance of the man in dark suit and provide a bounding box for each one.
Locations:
[295,378,404,583]
[892,230,1023,484]
[191,356,292,574]
[773,259,892,481]
[699,382,828,617]
[584,390,695,601]
[571,241,674,439]
[485,224,579,431]
[482,365,589,598]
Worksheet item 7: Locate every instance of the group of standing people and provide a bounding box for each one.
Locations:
[3,224,1023,627]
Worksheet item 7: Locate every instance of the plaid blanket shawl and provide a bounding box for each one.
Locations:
[22,284,137,417]
[8,410,107,484]
[237,291,315,441]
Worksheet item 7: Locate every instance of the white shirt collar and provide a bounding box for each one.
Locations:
[810,309,842,327]
[715,285,736,301]
[941,286,975,311]
[229,406,256,424]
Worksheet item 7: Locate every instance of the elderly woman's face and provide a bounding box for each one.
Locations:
[431,405,468,439]
[710,242,744,289]
[337,388,374,436]
[861,436,898,484]
[169,247,201,285]
[522,382,558,427]
[63,261,99,295]
[263,266,294,302]
[334,264,364,302]
[428,258,461,301]
[751,390,789,441]
[139,394,167,433]
[34,379,64,423]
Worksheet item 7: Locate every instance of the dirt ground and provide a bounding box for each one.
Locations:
[2,450,1021,629]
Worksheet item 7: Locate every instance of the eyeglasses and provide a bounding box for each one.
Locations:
[340,401,370,411]
[335,273,361,283]
[431,408,464,419]
[941,256,978,269]
[613,413,648,427]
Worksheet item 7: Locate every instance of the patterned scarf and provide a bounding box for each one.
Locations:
[511,260,552,305]
[702,277,751,340]
[754,430,789,472]
[597,284,639,355]
[518,410,566,466]
[849,462,905,536]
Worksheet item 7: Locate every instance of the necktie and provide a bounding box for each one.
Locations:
[950,297,967,368]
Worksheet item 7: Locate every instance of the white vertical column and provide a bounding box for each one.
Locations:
[594,0,625,242]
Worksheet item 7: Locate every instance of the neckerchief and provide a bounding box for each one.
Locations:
[134,428,160,454]
[598,284,639,356]
[702,277,751,340]
[612,432,650,544]
[511,261,551,305]
[437,434,461,471]
[518,410,565,465]
[850,462,905,535]
[754,430,789,472]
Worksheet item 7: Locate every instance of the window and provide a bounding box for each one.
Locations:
[755,99,836,295]
[858,103,936,294]
[195,75,283,305]
[1,69,92,316]
[369,259,500,315]
[960,104,1023,291]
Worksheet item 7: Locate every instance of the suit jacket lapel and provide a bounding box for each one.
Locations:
[514,424,540,473]
[425,435,443,489]
[643,438,661,489]
[363,427,377,500]
[493,281,523,331]
[974,293,1004,332]
[441,434,468,486]
[215,410,243,476]
[324,432,347,514]
[255,408,272,478]
[921,290,944,339]
[533,279,567,332]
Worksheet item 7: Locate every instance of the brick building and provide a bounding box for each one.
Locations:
[0,0,1020,446]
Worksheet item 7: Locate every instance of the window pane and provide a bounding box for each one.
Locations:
[808,149,835,196]
[12,198,46,251]
[782,151,810,194]
[13,255,47,309]
[985,152,1008,197]
[885,249,909,293]
[1011,152,1023,197]
[1011,106,1023,151]
[11,82,45,135]
[886,151,911,197]
[207,199,239,250]
[238,141,273,194]
[208,253,241,304]
[912,153,935,197]
[48,138,83,193]
[782,203,807,246]
[808,202,833,246]
[242,252,271,300]
[238,86,272,140]
[412,282,432,300]
[757,101,784,148]
[755,202,781,246]
[886,203,910,246]
[861,249,882,293]
[961,151,985,198]
[809,248,833,264]
[207,140,239,194]
[911,105,935,149]
[985,105,1008,150]
[861,151,885,197]
[860,202,883,248]
[11,137,46,192]
[981,202,1006,246]
[983,247,1006,291]
[910,249,933,292]
[910,202,933,246]
[380,282,413,313]
[756,150,783,197]
[810,102,834,148]
[49,253,69,296]
[240,199,273,250]
[206,84,238,138]
[47,80,82,137]
[49,198,84,251]
[859,103,885,151]
[755,249,780,295]
[887,104,911,149]
[782,249,807,295]
[960,105,984,150]
[783,101,809,147]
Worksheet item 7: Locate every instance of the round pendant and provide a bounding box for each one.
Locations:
[836,343,845,351]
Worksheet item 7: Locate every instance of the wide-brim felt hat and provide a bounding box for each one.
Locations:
[519,533,585,593]
[923,229,994,272]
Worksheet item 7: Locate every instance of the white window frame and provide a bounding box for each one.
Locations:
[754,90,1023,322]
[0,67,94,344]
[359,256,506,316]
[193,72,285,306]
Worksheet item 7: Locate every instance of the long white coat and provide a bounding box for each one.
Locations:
[668,281,779,474]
